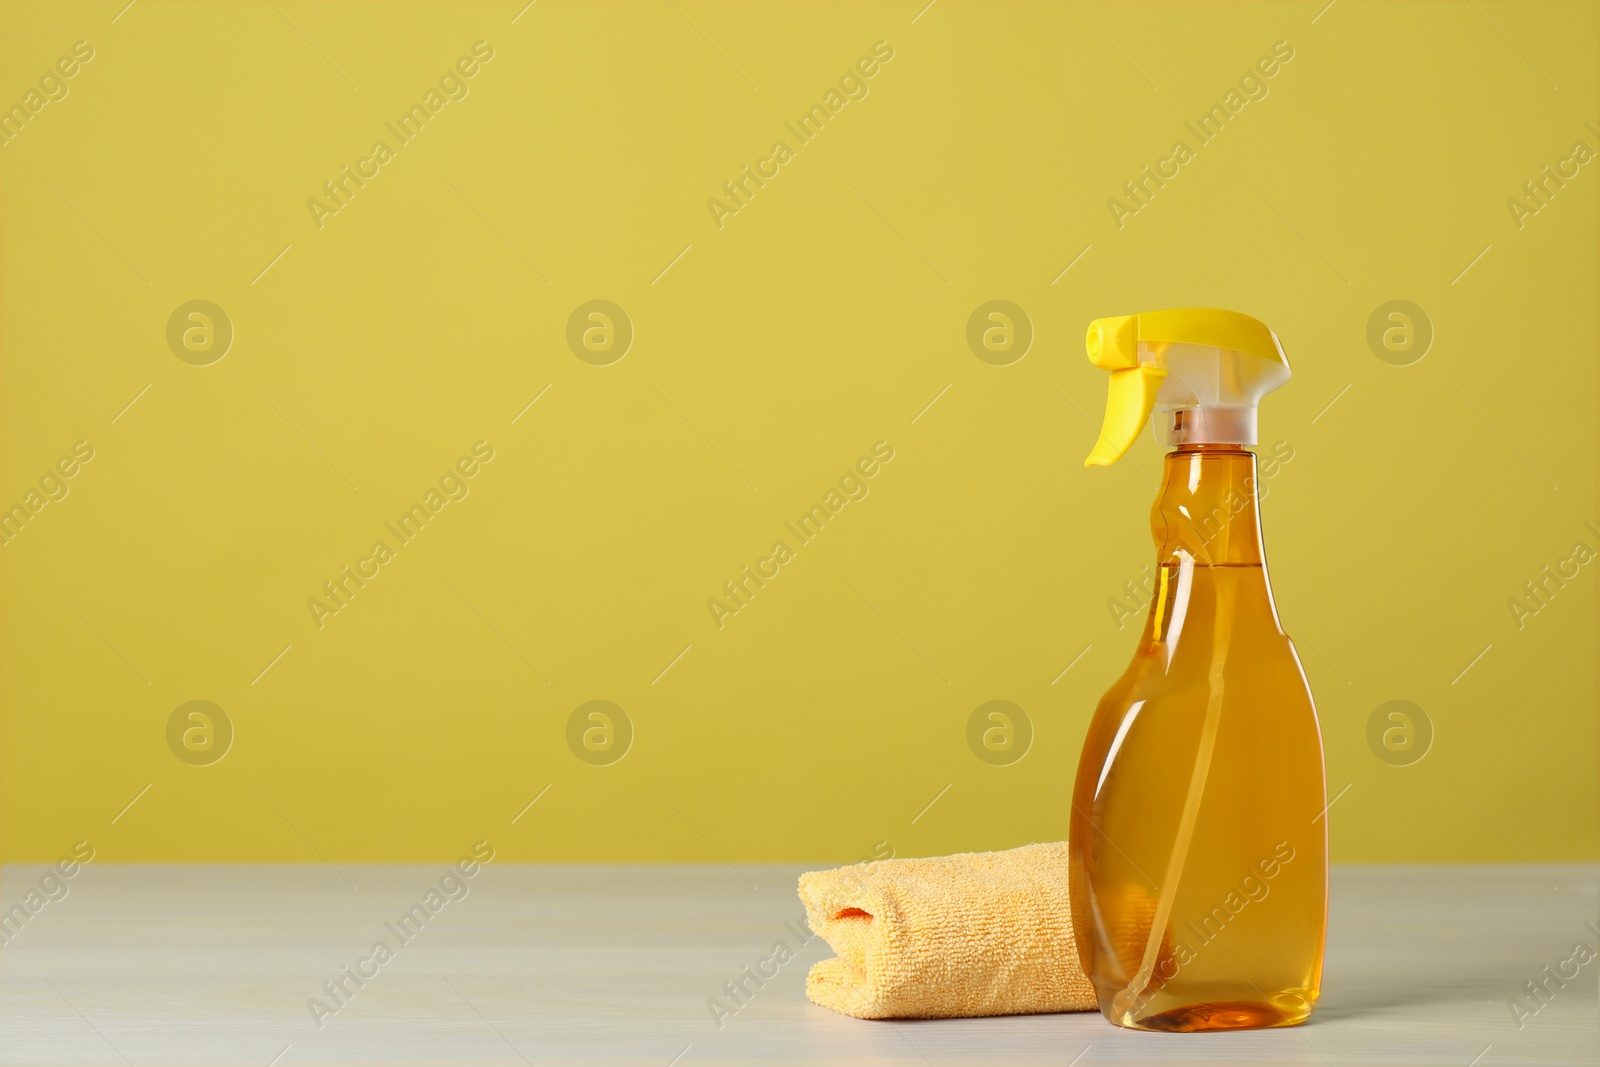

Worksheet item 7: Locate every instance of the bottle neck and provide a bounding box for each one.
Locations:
[1151,445,1265,566]
[1161,405,1258,448]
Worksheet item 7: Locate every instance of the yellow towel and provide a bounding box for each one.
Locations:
[797,841,1098,1019]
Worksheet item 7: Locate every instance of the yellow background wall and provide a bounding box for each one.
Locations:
[2,0,1594,865]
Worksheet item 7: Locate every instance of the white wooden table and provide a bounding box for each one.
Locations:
[2,863,1595,1065]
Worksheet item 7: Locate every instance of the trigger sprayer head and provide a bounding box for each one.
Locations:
[1083,308,1291,467]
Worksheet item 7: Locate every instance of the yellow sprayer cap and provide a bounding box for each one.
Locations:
[1084,308,1290,467]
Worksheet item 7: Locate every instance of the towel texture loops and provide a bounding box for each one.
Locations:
[797,841,1098,1019]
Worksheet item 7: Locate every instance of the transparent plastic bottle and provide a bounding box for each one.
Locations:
[1067,443,1327,1031]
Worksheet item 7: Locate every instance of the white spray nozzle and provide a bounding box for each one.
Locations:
[1085,309,1291,466]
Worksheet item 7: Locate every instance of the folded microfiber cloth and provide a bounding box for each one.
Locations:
[797,841,1098,1019]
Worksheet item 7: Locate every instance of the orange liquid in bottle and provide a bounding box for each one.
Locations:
[1068,445,1327,1032]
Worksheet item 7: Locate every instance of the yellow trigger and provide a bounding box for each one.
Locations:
[1085,365,1166,467]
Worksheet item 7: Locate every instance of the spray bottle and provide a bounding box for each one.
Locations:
[1067,308,1327,1032]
